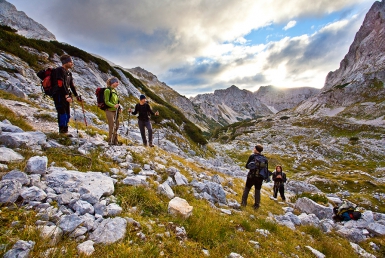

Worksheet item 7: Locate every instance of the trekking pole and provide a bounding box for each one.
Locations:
[126,108,131,136]
[78,95,87,126]
[71,98,80,146]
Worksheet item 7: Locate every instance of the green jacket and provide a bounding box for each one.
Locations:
[104,87,119,111]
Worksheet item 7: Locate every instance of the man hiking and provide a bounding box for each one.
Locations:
[241,144,268,209]
[51,54,82,135]
[128,95,159,147]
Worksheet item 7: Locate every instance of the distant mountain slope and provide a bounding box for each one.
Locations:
[0,0,56,41]
[190,85,273,126]
[127,67,213,131]
[295,0,385,120]
[255,86,320,113]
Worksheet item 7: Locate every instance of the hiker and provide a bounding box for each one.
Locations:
[51,54,82,135]
[104,77,121,145]
[272,165,287,201]
[241,144,268,209]
[128,95,159,147]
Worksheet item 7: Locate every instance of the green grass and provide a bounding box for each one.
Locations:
[0,103,34,131]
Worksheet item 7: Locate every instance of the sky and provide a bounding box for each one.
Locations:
[8,0,374,97]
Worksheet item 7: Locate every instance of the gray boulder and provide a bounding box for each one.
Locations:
[295,197,333,220]
[122,175,148,186]
[286,180,321,194]
[0,147,24,163]
[0,131,47,149]
[21,186,47,202]
[25,156,48,174]
[3,240,35,258]
[0,179,22,204]
[0,120,24,133]
[45,169,114,200]
[58,214,84,233]
[2,170,29,185]
[89,217,127,244]
[158,182,175,199]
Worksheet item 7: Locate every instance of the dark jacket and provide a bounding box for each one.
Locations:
[51,67,78,97]
[245,153,269,178]
[272,171,287,183]
[131,102,155,121]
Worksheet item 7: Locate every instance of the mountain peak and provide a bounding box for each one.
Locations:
[323,0,385,90]
[0,0,56,41]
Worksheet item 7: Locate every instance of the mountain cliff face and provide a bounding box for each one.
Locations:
[255,86,320,113]
[190,85,273,125]
[295,0,385,119]
[0,0,56,41]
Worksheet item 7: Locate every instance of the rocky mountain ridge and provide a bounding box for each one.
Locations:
[294,0,385,119]
[0,0,56,41]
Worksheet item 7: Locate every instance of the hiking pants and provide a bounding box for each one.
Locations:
[241,176,264,208]
[106,110,119,144]
[53,94,70,133]
[273,182,286,201]
[138,120,152,145]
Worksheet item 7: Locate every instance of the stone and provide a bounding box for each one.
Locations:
[106,203,123,216]
[94,202,108,217]
[305,246,325,258]
[3,240,35,258]
[122,175,148,186]
[350,242,376,258]
[367,222,385,236]
[25,156,48,174]
[158,182,175,199]
[20,186,47,202]
[89,217,127,244]
[2,170,29,185]
[58,214,84,233]
[336,227,367,243]
[0,147,24,163]
[295,197,333,220]
[73,200,94,215]
[0,131,47,149]
[39,225,63,246]
[77,240,95,256]
[174,171,188,186]
[0,120,24,133]
[45,169,114,200]
[168,197,193,219]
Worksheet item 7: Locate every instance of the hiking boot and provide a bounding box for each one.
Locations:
[253,205,260,210]
[149,144,154,147]
[143,143,148,147]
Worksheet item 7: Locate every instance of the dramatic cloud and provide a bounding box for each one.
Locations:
[9,0,373,96]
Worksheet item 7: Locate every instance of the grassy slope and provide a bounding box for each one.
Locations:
[1,93,385,258]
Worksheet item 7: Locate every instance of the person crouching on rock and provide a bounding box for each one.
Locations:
[272,165,287,202]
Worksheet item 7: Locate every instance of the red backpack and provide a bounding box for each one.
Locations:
[36,68,56,97]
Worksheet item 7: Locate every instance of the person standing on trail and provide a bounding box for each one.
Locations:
[104,77,121,145]
[272,165,287,201]
[128,94,159,147]
[241,144,268,209]
[51,54,82,135]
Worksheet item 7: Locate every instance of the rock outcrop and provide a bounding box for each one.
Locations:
[0,0,56,41]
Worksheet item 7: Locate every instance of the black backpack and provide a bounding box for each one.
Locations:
[247,154,269,180]
[96,87,113,110]
[36,68,56,97]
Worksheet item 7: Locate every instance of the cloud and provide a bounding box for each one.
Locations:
[8,0,374,96]
[283,20,297,30]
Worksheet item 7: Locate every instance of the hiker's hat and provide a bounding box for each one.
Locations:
[140,94,146,100]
